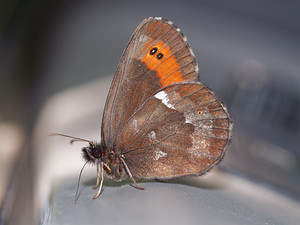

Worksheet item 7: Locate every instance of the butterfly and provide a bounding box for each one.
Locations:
[52,17,233,200]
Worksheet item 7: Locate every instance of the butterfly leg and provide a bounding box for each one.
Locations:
[93,161,104,199]
[92,161,100,189]
[120,157,144,190]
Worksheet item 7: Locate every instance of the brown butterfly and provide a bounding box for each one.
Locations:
[52,17,233,200]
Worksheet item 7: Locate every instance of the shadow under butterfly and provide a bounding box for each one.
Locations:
[51,17,233,202]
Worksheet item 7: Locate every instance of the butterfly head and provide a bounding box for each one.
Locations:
[82,143,103,164]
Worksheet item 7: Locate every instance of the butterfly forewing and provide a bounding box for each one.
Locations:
[115,83,233,179]
[101,17,199,148]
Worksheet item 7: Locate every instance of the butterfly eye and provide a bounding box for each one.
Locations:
[149,47,157,55]
[91,147,101,158]
[156,53,163,60]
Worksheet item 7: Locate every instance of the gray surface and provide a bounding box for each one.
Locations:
[44,173,300,225]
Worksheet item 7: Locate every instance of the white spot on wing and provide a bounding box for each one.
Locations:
[200,140,209,148]
[185,116,191,123]
[155,148,168,160]
[133,119,138,131]
[154,91,175,109]
[184,111,197,124]
[148,130,156,141]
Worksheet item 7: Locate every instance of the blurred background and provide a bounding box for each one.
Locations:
[0,0,299,224]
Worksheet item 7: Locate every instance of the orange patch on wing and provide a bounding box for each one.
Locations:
[141,41,183,87]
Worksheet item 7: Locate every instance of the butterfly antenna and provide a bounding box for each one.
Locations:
[49,133,95,146]
[74,161,89,204]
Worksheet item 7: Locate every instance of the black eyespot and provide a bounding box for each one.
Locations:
[150,47,157,55]
[156,53,163,60]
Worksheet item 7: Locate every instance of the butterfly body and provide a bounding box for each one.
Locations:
[82,143,125,181]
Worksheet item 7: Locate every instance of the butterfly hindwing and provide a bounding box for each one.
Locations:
[101,17,199,147]
[115,83,233,179]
